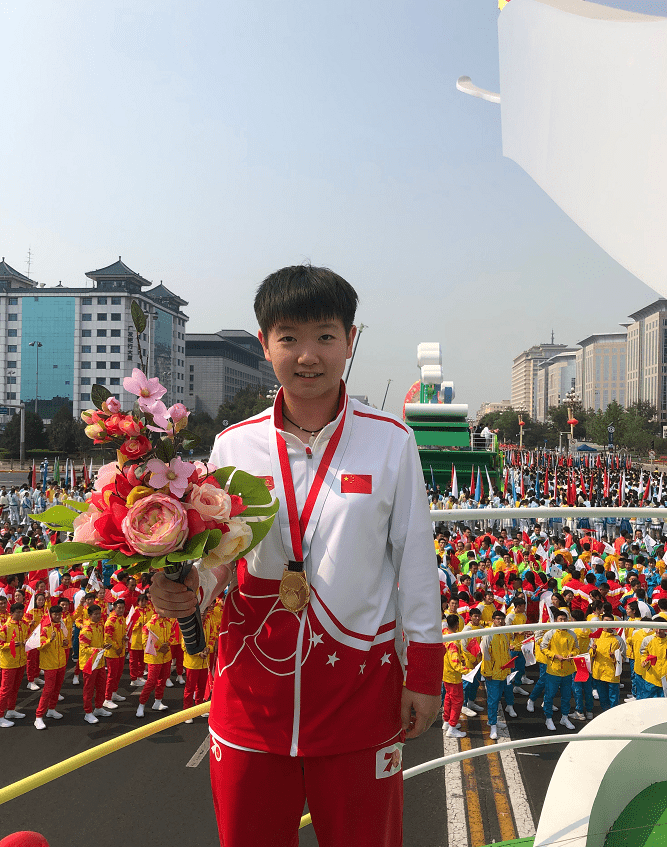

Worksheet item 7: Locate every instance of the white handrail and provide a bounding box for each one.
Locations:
[431,507,667,520]
[402,732,667,780]
[441,619,667,643]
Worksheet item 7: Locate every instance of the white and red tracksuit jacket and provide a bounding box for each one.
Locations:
[202,387,442,758]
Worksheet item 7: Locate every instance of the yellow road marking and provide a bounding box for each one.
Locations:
[480,718,518,842]
[460,735,486,847]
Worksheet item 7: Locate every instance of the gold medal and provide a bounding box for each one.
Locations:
[279,569,310,612]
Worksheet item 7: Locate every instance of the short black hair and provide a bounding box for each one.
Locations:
[446,614,460,629]
[87,604,101,615]
[254,265,358,338]
[10,602,24,613]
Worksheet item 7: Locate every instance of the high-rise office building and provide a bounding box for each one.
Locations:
[185,330,275,418]
[511,343,569,419]
[0,256,188,423]
[626,299,667,421]
[575,332,627,412]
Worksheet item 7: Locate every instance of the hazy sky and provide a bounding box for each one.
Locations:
[1,0,666,417]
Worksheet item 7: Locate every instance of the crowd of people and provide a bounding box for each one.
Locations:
[435,515,667,740]
[0,498,223,730]
[427,452,667,528]
[0,458,665,743]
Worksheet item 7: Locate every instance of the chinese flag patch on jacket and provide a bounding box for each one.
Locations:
[341,474,372,494]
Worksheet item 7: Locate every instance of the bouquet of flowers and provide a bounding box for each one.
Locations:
[31,301,278,650]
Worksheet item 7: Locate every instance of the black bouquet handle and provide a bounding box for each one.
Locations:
[163,562,207,655]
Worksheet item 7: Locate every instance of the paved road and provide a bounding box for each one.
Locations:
[0,658,632,846]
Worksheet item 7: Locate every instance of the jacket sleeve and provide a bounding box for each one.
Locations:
[388,433,443,695]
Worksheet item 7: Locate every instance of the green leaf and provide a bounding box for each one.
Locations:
[55,543,112,562]
[91,384,112,410]
[55,542,102,561]
[30,505,79,530]
[238,499,280,519]
[204,528,222,553]
[63,499,89,513]
[166,530,209,563]
[126,559,154,576]
[131,300,147,334]
[155,438,175,462]
[211,467,234,489]
[226,469,274,506]
[179,429,200,451]
[108,551,149,568]
[54,547,114,566]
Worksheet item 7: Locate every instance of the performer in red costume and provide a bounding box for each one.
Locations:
[151,266,442,847]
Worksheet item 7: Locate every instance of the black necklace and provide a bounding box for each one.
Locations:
[282,412,328,436]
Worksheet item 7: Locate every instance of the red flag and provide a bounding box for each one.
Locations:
[9,630,16,659]
[500,656,517,671]
[573,655,591,682]
[82,648,105,675]
[71,464,77,488]
[31,460,36,489]
[579,470,587,500]
[520,470,525,499]
[604,469,609,499]
[522,530,531,545]
[646,654,658,667]
[641,475,652,504]
[470,465,475,495]
[340,474,372,494]
[82,462,90,487]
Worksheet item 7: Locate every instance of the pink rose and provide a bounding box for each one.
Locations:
[72,504,105,546]
[121,493,189,557]
[201,518,253,568]
[186,482,232,524]
[103,397,122,414]
[93,462,121,492]
[168,403,189,422]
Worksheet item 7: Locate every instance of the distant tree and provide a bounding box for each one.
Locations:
[0,410,48,458]
[48,405,81,454]
[187,412,219,451]
[215,387,272,428]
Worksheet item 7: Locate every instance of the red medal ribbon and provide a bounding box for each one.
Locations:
[275,389,347,565]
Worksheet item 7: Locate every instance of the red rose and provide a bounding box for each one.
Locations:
[119,435,152,461]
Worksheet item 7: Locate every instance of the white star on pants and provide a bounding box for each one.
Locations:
[326,653,339,667]
[381,653,391,665]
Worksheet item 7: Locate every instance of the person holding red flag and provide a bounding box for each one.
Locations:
[481,610,517,741]
[34,605,68,730]
[127,593,150,687]
[0,602,30,727]
[181,603,217,723]
[103,598,127,710]
[79,604,111,723]
[540,610,577,731]
[136,611,172,717]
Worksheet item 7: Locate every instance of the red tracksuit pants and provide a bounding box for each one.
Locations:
[129,648,144,680]
[36,667,66,717]
[0,665,25,713]
[27,649,40,682]
[105,656,124,699]
[443,681,464,727]
[83,667,107,713]
[183,668,208,709]
[171,644,184,676]
[139,662,170,705]
[209,739,403,847]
